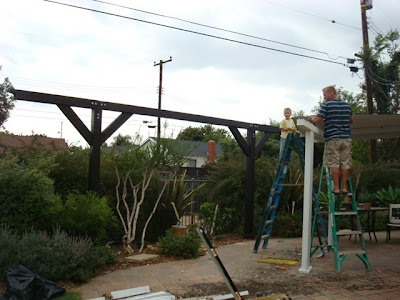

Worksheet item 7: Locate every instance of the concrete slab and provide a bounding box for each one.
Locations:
[125,254,159,262]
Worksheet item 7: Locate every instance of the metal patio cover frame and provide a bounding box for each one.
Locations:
[12,89,280,238]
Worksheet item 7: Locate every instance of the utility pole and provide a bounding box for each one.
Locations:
[154,56,172,140]
[360,0,377,163]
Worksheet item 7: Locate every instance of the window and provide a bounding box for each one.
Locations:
[188,159,196,168]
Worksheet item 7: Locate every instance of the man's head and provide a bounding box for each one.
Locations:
[322,86,337,101]
[283,107,292,119]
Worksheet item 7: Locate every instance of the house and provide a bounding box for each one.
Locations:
[0,134,68,155]
[140,137,222,177]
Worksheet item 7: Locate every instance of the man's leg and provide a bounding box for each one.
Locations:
[331,167,340,193]
[341,168,349,193]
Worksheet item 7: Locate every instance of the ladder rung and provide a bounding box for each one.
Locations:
[270,205,277,210]
[265,220,273,226]
[336,229,361,236]
[339,250,366,256]
[261,234,270,240]
[312,244,332,248]
[278,183,303,186]
[334,211,356,216]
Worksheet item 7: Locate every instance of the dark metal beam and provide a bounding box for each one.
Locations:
[255,132,272,155]
[229,126,250,156]
[100,112,133,145]
[244,129,256,239]
[57,104,92,144]
[13,90,280,133]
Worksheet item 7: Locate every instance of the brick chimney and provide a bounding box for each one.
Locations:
[207,140,216,163]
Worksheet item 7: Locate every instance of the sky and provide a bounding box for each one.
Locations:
[1,0,400,147]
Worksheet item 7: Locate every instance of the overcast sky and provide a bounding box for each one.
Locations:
[1,0,399,146]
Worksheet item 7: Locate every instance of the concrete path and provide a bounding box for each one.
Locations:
[78,231,400,299]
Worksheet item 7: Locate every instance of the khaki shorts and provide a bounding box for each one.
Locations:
[323,138,352,169]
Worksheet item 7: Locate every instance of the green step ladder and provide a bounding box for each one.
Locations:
[322,166,370,273]
[253,132,328,254]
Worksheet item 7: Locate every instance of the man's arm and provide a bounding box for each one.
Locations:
[306,115,323,124]
[350,115,354,124]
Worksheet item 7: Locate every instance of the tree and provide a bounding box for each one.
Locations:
[0,67,15,128]
[362,30,400,114]
[176,124,230,142]
[112,139,188,253]
[358,30,400,163]
[312,87,365,115]
[110,133,138,146]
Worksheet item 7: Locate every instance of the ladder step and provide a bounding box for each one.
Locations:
[334,211,357,216]
[336,229,361,236]
[265,220,273,226]
[261,234,270,240]
[278,183,303,186]
[312,244,332,248]
[339,250,366,256]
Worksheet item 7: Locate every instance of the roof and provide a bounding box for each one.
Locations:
[297,114,400,142]
[143,137,222,157]
[0,134,68,154]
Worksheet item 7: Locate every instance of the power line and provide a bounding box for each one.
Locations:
[259,0,361,31]
[91,0,346,61]
[8,76,156,93]
[43,0,346,67]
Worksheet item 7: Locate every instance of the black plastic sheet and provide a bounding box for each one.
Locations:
[1,265,65,300]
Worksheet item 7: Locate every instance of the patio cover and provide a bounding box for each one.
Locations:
[295,114,400,274]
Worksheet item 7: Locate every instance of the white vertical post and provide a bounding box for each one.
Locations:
[298,130,314,274]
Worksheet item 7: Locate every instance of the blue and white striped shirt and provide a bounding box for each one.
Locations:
[317,100,352,141]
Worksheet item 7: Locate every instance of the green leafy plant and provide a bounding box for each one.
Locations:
[167,170,206,223]
[157,228,201,258]
[0,154,62,234]
[0,226,115,282]
[374,185,400,207]
[60,191,116,244]
[198,202,235,235]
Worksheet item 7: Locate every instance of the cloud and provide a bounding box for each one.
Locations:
[1,0,399,146]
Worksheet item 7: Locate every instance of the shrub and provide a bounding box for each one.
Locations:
[0,154,62,233]
[198,202,235,235]
[272,210,303,238]
[375,186,400,207]
[157,228,201,258]
[358,164,400,195]
[60,191,116,244]
[0,226,115,283]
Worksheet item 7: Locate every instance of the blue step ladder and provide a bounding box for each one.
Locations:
[253,132,328,255]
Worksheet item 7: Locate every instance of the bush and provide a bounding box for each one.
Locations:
[157,228,201,258]
[60,191,116,244]
[198,202,235,235]
[0,226,115,283]
[0,154,62,233]
[358,164,400,195]
[272,211,303,238]
[374,186,400,207]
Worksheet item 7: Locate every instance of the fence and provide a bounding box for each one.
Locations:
[179,178,209,226]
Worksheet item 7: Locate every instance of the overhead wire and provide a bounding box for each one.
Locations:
[258,0,362,31]
[91,0,346,61]
[43,0,346,67]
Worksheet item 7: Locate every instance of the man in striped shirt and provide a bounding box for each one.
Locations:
[307,86,354,195]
